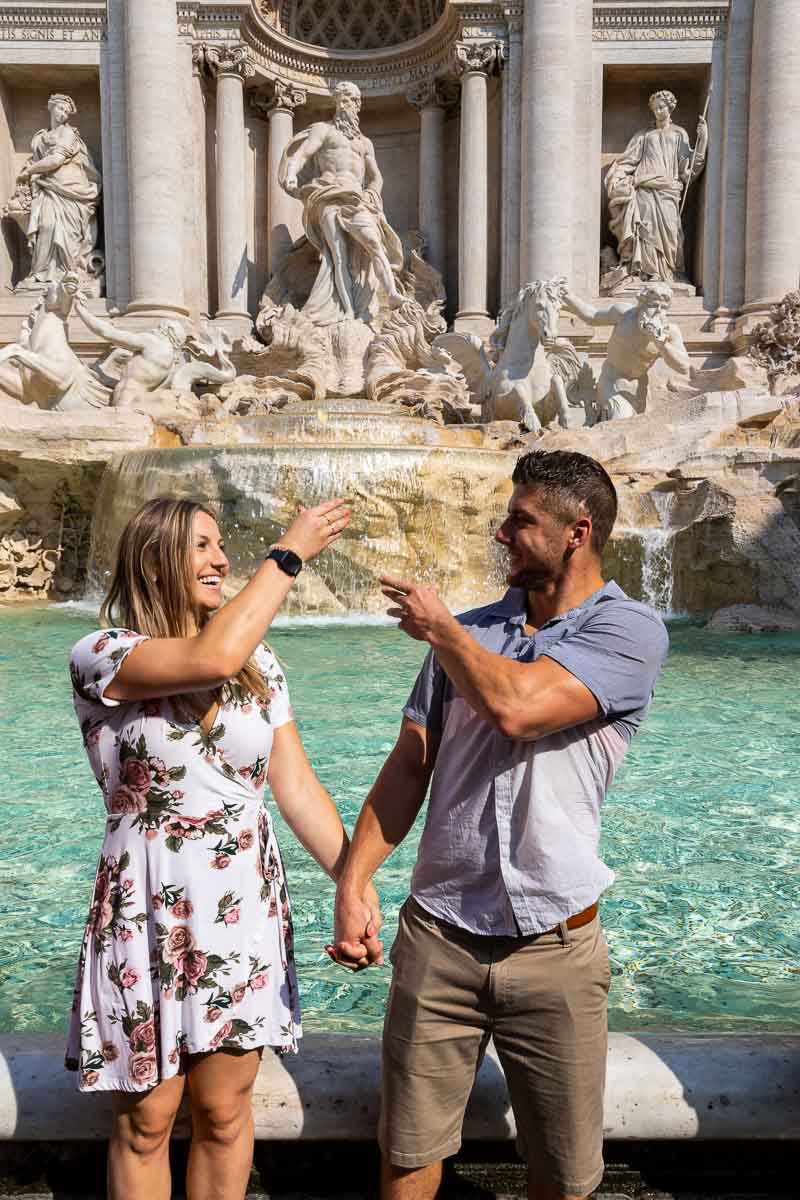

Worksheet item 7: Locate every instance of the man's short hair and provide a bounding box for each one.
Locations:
[512,450,618,553]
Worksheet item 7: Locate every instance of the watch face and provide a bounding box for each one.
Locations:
[269,548,302,577]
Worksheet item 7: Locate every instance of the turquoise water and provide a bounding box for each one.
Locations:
[1,606,799,1035]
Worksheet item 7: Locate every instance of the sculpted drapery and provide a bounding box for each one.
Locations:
[605,90,707,285]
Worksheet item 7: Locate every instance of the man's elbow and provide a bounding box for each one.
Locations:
[489,705,540,742]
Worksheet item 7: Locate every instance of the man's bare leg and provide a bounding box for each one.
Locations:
[349,226,404,308]
[320,209,355,318]
[381,1156,442,1200]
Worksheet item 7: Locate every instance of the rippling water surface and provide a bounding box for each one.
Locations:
[1,607,798,1034]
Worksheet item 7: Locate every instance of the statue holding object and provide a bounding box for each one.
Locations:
[2,94,104,295]
[603,89,708,293]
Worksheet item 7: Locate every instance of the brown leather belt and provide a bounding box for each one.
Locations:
[543,901,598,936]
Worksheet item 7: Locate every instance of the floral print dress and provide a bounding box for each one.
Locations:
[65,629,302,1092]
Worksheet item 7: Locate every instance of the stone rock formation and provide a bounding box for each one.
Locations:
[2,93,104,296]
[602,88,707,294]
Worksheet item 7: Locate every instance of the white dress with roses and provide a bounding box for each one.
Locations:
[65,628,302,1092]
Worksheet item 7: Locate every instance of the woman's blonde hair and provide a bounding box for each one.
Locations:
[100,497,270,704]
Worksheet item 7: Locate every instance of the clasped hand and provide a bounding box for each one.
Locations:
[327,882,384,972]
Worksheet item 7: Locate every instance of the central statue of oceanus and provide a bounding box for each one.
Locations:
[280,81,405,325]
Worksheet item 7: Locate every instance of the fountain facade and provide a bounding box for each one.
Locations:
[0,2,799,624]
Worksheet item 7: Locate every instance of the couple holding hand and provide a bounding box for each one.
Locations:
[67,449,667,1200]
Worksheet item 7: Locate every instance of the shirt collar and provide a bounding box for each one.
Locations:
[490,581,625,630]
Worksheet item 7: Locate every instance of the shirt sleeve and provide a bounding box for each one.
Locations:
[254,644,294,729]
[542,602,669,718]
[403,648,447,734]
[69,628,149,707]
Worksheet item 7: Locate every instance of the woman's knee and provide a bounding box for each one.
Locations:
[190,1095,252,1147]
[113,1107,174,1159]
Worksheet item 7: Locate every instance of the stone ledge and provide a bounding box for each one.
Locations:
[1,1033,799,1142]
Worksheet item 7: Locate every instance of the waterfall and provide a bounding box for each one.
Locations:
[85,439,516,616]
[639,490,676,614]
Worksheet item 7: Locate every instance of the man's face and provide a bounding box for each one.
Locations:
[337,93,360,123]
[494,485,577,590]
[638,298,668,334]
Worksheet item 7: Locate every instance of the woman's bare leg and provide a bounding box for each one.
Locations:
[108,1074,186,1200]
[185,1047,262,1200]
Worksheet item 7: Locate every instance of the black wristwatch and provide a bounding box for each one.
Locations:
[266,546,303,577]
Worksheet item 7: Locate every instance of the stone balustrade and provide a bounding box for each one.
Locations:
[1,1033,798,1141]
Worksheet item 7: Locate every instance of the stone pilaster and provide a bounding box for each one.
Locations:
[520,0,578,282]
[743,0,800,318]
[407,81,448,280]
[123,0,188,316]
[453,41,501,335]
[253,80,307,278]
[571,0,596,298]
[205,45,255,329]
[716,0,754,321]
[500,10,522,304]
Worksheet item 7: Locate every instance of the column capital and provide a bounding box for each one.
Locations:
[406,79,457,112]
[453,40,503,78]
[197,42,255,83]
[251,78,307,119]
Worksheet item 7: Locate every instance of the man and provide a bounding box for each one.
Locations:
[563,284,689,421]
[280,80,405,323]
[331,449,669,1200]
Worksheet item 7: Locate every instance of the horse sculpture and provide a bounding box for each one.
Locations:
[433,277,594,431]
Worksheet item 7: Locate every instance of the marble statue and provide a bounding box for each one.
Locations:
[433,278,592,432]
[2,94,103,295]
[74,301,235,409]
[603,90,707,292]
[749,290,800,393]
[0,274,109,410]
[563,283,690,422]
[280,81,405,324]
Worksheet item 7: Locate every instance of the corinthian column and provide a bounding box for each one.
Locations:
[520,0,577,281]
[123,0,188,315]
[254,80,307,277]
[743,0,800,317]
[454,42,500,335]
[407,81,448,279]
[500,11,523,303]
[206,45,254,329]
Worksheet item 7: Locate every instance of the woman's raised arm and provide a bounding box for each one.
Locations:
[105,499,349,701]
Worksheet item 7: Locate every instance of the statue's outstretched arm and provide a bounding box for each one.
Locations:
[75,299,145,353]
[658,323,690,375]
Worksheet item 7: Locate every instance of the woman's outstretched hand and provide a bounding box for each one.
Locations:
[281,499,350,563]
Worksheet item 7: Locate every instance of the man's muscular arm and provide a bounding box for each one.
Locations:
[330,718,439,970]
[284,123,326,193]
[74,299,145,353]
[656,322,690,375]
[563,291,629,328]
[380,577,599,740]
[362,137,384,198]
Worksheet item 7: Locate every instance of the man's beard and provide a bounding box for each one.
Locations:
[639,310,666,340]
[334,107,361,141]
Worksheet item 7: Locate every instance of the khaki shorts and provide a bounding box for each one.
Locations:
[378,897,610,1196]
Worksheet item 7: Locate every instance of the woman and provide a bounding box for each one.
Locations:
[605,89,707,284]
[17,93,102,288]
[66,496,381,1200]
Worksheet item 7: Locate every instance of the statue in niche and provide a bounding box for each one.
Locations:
[432,278,594,432]
[602,89,707,293]
[2,94,104,295]
[563,283,690,422]
[0,274,109,410]
[280,80,405,325]
[74,300,236,409]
